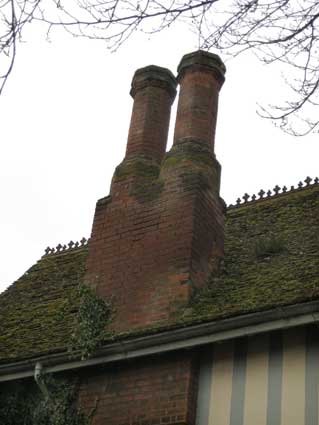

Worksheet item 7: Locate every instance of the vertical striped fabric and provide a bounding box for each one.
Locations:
[196,326,319,425]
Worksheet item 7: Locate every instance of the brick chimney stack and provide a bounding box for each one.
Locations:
[85,51,226,332]
[159,50,226,293]
[126,66,177,163]
[174,51,225,150]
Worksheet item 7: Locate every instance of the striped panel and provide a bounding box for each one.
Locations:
[196,326,319,425]
[229,339,247,425]
[305,327,319,425]
[267,332,283,425]
[281,328,305,425]
[209,341,234,425]
[196,349,214,425]
[244,334,269,425]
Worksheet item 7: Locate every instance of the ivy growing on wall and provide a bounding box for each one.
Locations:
[68,283,113,360]
[0,376,92,425]
[0,282,111,423]
[0,381,35,425]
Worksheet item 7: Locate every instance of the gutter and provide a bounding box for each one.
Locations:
[1,300,319,383]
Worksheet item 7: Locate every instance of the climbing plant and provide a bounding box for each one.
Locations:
[0,376,92,425]
[0,381,36,425]
[68,283,113,360]
[0,283,110,424]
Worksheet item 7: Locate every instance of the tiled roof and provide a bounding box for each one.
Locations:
[0,246,87,363]
[0,182,318,364]
[183,182,319,322]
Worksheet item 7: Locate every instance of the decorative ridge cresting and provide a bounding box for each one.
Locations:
[43,237,89,257]
[228,176,319,209]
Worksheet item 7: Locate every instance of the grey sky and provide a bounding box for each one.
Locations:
[1,24,318,292]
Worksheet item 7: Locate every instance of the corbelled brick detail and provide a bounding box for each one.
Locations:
[85,51,226,333]
[79,352,199,425]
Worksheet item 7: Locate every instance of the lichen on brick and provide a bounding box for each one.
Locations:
[112,158,165,202]
[161,140,220,193]
[130,178,164,202]
[113,158,160,182]
[162,140,216,169]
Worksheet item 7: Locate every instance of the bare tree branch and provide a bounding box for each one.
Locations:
[1,0,319,135]
[201,0,319,134]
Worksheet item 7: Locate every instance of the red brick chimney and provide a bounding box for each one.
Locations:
[174,50,225,150]
[126,65,177,163]
[85,51,226,332]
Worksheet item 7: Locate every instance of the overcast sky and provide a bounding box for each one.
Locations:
[1,22,318,293]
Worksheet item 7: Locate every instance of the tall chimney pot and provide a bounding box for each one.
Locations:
[125,65,177,164]
[173,50,226,151]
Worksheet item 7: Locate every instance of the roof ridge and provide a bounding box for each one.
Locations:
[40,176,319,255]
[42,237,89,257]
[228,176,319,209]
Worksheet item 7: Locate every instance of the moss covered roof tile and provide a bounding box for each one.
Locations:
[183,184,319,322]
[0,248,87,362]
[0,183,318,363]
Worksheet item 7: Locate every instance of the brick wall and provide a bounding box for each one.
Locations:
[79,351,199,425]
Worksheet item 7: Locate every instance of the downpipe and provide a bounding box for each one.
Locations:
[34,362,50,400]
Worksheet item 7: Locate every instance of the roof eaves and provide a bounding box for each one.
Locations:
[1,299,319,383]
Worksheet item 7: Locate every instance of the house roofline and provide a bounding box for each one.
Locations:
[1,300,319,383]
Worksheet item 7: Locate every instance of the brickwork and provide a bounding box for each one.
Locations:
[126,66,177,163]
[79,351,199,425]
[85,51,226,333]
[173,51,226,150]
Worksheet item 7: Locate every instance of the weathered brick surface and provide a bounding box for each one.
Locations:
[126,66,177,163]
[85,51,226,332]
[79,351,199,425]
[173,51,225,150]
